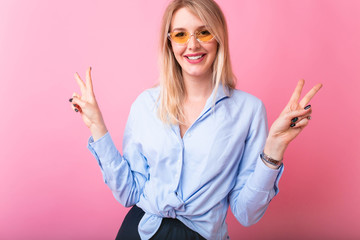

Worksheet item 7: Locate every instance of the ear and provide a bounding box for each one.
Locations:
[167,38,173,49]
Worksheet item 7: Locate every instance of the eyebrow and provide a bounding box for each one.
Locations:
[171,25,207,32]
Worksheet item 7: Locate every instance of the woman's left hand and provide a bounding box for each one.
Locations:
[263,79,322,163]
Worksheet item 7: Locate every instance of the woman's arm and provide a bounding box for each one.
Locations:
[70,67,148,207]
[229,80,322,226]
[229,101,281,227]
[87,131,148,207]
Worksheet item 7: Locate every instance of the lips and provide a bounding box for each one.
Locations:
[184,53,206,63]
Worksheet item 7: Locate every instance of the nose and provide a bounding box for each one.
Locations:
[187,34,200,50]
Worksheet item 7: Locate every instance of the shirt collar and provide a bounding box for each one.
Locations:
[203,84,231,112]
[170,84,232,137]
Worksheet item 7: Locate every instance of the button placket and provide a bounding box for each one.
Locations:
[171,125,184,192]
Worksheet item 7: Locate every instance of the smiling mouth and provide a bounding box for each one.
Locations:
[185,54,205,60]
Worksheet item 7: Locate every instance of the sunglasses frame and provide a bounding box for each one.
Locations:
[167,30,215,45]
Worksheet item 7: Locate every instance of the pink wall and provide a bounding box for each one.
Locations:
[1,0,359,239]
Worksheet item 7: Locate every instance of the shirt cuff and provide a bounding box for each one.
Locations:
[247,156,284,194]
[87,132,118,165]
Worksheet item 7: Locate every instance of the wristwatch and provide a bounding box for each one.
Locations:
[260,151,283,167]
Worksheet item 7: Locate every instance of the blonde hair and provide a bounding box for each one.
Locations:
[158,0,236,124]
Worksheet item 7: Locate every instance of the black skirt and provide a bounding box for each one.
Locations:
[115,205,206,240]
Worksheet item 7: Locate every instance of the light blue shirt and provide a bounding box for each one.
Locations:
[88,85,283,240]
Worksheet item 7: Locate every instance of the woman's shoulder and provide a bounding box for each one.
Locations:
[229,88,264,109]
[226,88,267,122]
[130,85,160,111]
[135,85,160,102]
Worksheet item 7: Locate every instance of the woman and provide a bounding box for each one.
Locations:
[69,0,322,239]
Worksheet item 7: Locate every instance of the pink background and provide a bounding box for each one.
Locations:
[1,0,359,239]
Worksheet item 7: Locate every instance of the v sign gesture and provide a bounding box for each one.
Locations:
[69,67,108,141]
[263,79,323,169]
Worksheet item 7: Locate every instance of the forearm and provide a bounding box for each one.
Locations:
[89,121,108,141]
[263,136,288,169]
[232,188,273,227]
[230,158,282,226]
[87,133,146,207]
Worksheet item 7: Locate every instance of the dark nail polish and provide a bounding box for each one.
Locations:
[291,117,298,123]
[73,104,76,107]
[304,105,311,110]
[69,98,73,102]
[290,123,296,127]
[74,109,79,112]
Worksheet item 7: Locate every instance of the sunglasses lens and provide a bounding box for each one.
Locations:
[169,31,189,44]
[197,30,213,42]
[168,29,214,44]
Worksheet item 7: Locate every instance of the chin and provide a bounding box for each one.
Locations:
[184,69,211,78]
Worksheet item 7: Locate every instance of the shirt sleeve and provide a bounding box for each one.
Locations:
[228,100,284,227]
[87,102,149,207]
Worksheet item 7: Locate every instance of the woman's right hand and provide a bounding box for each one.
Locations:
[70,67,108,141]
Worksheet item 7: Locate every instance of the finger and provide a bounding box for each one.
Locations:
[286,79,305,110]
[291,117,309,129]
[72,95,86,109]
[74,72,86,95]
[70,92,82,112]
[69,92,80,102]
[285,107,312,121]
[291,112,312,124]
[299,83,323,108]
[71,103,80,112]
[86,66,94,93]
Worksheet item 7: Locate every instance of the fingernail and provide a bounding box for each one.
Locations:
[90,66,92,70]
[291,117,298,123]
[307,116,311,120]
[69,98,73,102]
[73,104,77,107]
[304,105,311,110]
[290,123,296,127]
[74,109,79,112]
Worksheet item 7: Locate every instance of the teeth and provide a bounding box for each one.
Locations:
[187,55,203,60]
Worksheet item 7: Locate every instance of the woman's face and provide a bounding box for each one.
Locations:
[170,7,218,81]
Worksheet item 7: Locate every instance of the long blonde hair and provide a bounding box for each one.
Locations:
[158,0,236,124]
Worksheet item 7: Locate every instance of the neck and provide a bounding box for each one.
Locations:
[183,71,213,102]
